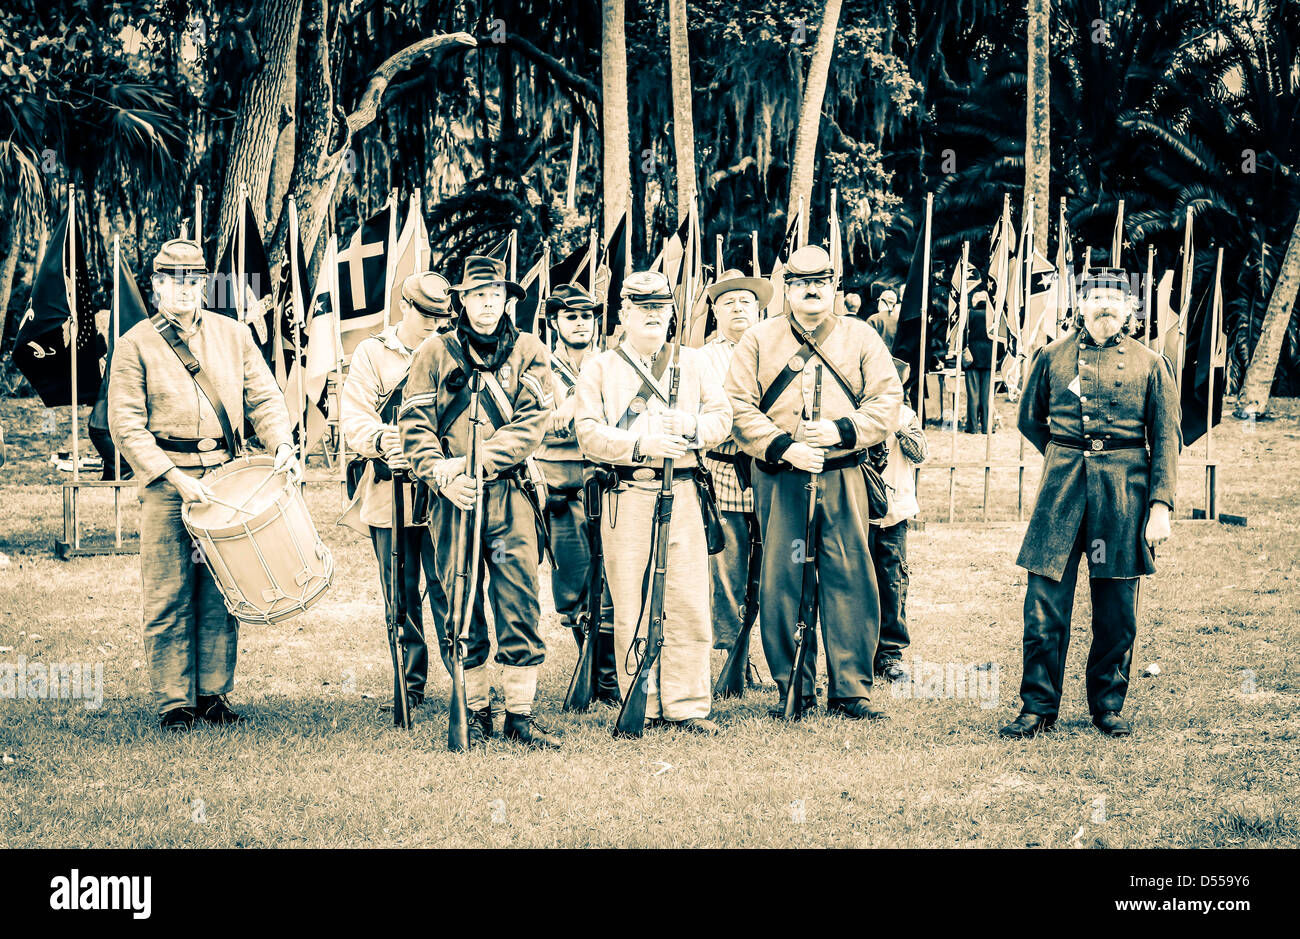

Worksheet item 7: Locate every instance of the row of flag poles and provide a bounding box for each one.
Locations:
[11,180,1227,516]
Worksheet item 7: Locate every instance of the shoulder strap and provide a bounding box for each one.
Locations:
[614,347,672,428]
[793,321,863,408]
[551,352,578,390]
[151,313,242,453]
[377,374,409,424]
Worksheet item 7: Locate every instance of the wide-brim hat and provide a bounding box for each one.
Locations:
[546,283,598,316]
[402,271,453,317]
[451,255,525,300]
[152,239,208,278]
[708,269,773,307]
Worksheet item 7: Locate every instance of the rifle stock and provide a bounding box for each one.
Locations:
[448,372,485,752]
[781,365,823,721]
[387,470,413,729]
[713,519,763,698]
[563,470,611,712]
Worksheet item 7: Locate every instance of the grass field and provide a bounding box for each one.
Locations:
[1,394,1298,848]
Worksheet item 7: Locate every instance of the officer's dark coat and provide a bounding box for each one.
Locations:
[1016,328,1181,580]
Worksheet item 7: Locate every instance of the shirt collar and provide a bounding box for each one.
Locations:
[377,323,413,355]
[621,339,666,369]
[1080,327,1124,348]
[160,306,202,341]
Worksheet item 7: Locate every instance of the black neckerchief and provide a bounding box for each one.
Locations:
[456,313,518,371]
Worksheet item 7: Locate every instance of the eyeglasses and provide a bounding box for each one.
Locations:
[787,277,832,289]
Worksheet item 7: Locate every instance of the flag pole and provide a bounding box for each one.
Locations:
[1112,199,1125,267]
[413,190,423,273]
[916,193,933,427]
[383,188,397,327]
[69,184,80,491]
[950,240,969,522]
[331,219,346,491]
[1057,197,1067,337]
[751,230,760,277]
[1175,207,1194,393]
[195,184,203,251]
[1017,194,1034,520]
[1144,243,1155,349]
[566,128,580,212]
[984,194,1009,521]
[715,233,723,280]
[111,234,124,545]
[291,198,305,466]
[1206,246,1223,519]
[507,228,519,324]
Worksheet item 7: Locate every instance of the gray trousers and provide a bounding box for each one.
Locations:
[140,468,237,716]
[709,509,756,650]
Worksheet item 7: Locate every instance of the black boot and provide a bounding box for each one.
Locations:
[595,629,622,705]
[159,707,196,731]
[998,711,1057,738]
[467,706,493,747]
[196,694,245,725]
[503,711,563,750]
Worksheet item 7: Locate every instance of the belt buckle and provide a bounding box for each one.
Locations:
[1089,439,1103,451]
[631,467,655,481]
[197,437,218,452]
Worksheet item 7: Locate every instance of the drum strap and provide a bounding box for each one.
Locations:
[151,313,243,454]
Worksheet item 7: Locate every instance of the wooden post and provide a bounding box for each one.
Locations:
[1018,195,1034,521]
[112,235,123,547]
[949,241,970,522]
[1205,247,1223,520]
[916,193,933,427]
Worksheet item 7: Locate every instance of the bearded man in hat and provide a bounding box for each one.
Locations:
[398,255,561,749]
[1001,268,1180,739]
[725,244,903,721]
[700,270,772,663]
[107,239,299,730]
[573,270,733,734]
[341,271,455,715]
[537,283,620,705]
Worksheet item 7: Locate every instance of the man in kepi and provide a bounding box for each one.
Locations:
[1001,267,1180,739]
[340,271,456,715]
[574,271,733,734]
[399,255,561,749]
[726,245,903,721]
[537,283,620,705]
[108,239,299,730]
[700,270,771,662]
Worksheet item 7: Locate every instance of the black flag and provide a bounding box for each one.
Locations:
[598,213,627,335]
[210,192,274,362]
[515,239,592,335]
[11,206,102,408]
[1179,278,1224,446]
[893,226,928,409]
[336,203,393,357]
[88,248,151,477]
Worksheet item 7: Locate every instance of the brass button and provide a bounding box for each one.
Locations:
[1081,415,1090,422]
[1080,395,1088,403]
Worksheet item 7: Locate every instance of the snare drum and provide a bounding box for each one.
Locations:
[183,455,332,624]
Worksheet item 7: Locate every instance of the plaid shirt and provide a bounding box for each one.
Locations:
[699,335,752,513]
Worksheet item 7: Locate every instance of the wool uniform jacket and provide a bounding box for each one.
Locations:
[725,313,903,466]
[108,310,293,487]
[534,344,593,492]
[573,342,732,469]
[1016,329,1181,580]
[397,326,553,484]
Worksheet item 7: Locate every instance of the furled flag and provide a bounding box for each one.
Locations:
[985,199,1016,340]
[893,222,929,410]
[483,231,513,263]
[210,189,274,364]
[385,193,429,327]
[274,200,317,448]
[1179,263,1225,446]
[301,232,343,449]
[1111,199,1126,268]
[336,201,394,359]
[1165,210,1195,380]
[1054,203,1077,335]
[88,240,151,478]
[1020,249,1059,354]
[766,207,803,319]
[946,252,980,359]
[597,212,628,336]
[12,202,102,407]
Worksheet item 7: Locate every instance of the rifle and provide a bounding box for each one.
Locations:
[712,513,763,698]
[387,469,414,730]
[447,371,486,752]
[563,467,615,712]
[781,365,823,721]
[614,322,686,738]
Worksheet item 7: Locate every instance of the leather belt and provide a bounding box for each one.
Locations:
[155,435,226,454]
[613,465,696,483]
[1050,435,1146,452]
[756,449,868,474]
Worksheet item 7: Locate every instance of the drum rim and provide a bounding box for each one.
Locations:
[182,454,292,535]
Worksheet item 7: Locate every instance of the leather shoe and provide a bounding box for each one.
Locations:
[503,712,562,750]
[768,697,817,720]
[467,706,492,748]
[827,699,889,721]
[878,661,909,683]
[159,707,196,731]
[998,712,1056,738]
[379,693,424,713]
[1092,711,1132,737]
[673,717,721,735]
[196,695,244,725]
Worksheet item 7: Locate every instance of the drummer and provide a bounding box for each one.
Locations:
[108,239,301,731]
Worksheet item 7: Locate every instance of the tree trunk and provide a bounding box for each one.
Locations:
[601,0,632,243]
[667,0,696,220]
[1238,208,1300,415]
[788,0,843,244]
[215,0,304,252]
[1025,0,1051,249]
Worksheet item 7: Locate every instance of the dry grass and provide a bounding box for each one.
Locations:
[1,395,1297,848]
